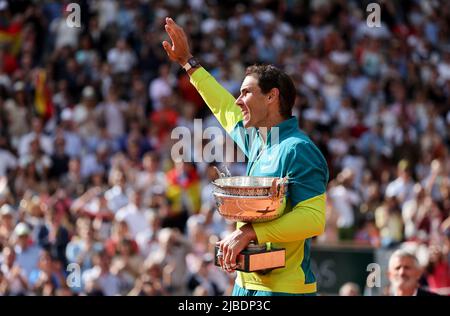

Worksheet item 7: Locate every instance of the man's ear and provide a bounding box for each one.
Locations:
[268,88,280,101]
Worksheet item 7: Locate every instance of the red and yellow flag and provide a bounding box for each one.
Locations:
[34,69,54,120]
[0,21,22,56]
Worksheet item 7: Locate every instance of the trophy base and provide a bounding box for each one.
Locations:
[214,244,285,273]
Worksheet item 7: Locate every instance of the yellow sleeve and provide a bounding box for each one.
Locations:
[190,67,243,133]
[251,193,326,243]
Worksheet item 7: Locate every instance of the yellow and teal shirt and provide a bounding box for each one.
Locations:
[190,68,329,294]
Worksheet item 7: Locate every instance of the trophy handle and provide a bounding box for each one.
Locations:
[270,177,288,198]
[213,166,225,178]
[213,165,232,179]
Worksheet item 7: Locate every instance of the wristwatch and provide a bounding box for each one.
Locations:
[182,57,201,71]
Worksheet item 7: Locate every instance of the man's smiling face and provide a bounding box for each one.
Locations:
[235,75,269,128]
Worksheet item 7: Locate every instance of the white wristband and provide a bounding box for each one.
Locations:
[182,62,192,72]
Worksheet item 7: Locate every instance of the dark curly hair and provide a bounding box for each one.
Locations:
[245,64,296,118]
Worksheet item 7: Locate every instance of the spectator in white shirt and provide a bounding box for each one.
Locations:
[385,160,415,208]
[18,117,53,158]
[95,87,127,139]
[115,190,149,239]
[104,169,129,214]
[135,152,167,205]
[49,6,81,50]
[107,38,137,74]
[329,169,361,240]
[148,64,175,111]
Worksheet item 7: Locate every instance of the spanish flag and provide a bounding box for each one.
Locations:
[34,69,54,120]
[0,21,22,56]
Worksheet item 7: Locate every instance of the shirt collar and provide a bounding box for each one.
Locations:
[258,116,299,147]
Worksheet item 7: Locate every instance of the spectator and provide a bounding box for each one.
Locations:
[385,160,415,208]
[388,249,439,296]
[36,207,70,268]
[339,282,361,296]
[106,38,137,75]
[0,245,29,295]
[115,190,150,239]
[12,222,41,280]
[82,249,121,296]
[329,169,361,241]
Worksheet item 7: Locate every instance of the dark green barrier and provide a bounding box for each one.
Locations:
[311,243,376,295]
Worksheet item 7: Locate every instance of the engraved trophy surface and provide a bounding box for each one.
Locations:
[212,167,288,273]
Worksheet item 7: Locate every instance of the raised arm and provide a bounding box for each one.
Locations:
[162,17,244,137]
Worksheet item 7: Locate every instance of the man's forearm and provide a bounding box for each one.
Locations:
[252,193,326,243]
[189,67,243,133]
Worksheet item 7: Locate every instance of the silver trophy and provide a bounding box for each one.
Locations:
[212,167,288,273]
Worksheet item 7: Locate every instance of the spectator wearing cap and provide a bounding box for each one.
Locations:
[57,108,83,159]
[12,222,42,280]
[388,249,440,296]
[73,86,99,140]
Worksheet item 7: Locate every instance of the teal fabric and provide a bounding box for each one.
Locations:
[231,284,317,296]
[231,117,329,203]
[301,238,316,284]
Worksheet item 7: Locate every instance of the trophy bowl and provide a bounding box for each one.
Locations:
[212,175,289,272]
[212,176,288,223]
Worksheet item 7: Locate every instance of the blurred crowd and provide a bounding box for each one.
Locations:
[0,0,449,296]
